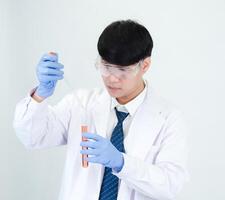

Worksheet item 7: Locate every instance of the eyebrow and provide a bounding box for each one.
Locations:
[101,59,112,65]
[101,58,139,68]
[101,60,119,67]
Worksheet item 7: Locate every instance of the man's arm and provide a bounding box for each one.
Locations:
[13,91,73,149]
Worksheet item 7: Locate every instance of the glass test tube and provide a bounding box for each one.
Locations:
[81,125,89,168]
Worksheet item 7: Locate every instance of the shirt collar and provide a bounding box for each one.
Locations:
[110,79,148,116]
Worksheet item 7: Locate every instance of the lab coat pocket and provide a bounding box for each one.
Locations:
[145,145,160,164]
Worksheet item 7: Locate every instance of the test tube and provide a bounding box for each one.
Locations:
[81,125,89,168]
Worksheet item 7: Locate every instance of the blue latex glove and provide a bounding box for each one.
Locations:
[80,133,124,172]
[35,53,64,98]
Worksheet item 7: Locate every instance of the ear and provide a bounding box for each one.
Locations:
[141,57,151,73]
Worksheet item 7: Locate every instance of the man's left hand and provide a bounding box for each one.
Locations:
[80,132,124,172]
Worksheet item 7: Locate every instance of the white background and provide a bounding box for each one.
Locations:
[1,0,225,199]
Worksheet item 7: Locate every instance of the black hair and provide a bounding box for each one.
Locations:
[97,19,153,66]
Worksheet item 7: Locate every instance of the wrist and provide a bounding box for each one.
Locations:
[35,85,53,100]
[31,89,45,103]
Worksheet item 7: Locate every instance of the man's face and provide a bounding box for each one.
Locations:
[101,58,150,104]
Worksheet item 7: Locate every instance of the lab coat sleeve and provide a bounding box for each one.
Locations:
[112,111,189,200]
[13,88,74,149]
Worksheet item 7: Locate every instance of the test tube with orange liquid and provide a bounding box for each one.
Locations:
[81,125,89,168]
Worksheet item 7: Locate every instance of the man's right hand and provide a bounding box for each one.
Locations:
[35,52,64,99]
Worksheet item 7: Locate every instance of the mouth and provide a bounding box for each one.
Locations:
[107,85,121,91]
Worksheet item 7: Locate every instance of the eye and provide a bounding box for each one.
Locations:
[103,65,111,70]
[119,68,126,72]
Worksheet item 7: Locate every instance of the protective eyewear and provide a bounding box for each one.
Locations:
[95,56,142,79]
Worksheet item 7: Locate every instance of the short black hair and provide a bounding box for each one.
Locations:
[97,19,153,66]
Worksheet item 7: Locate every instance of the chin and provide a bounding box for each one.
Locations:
[107,88,123,98]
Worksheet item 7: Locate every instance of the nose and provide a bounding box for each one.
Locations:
[107,74,120,82]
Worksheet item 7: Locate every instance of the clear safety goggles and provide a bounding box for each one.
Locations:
[95,56,142,79]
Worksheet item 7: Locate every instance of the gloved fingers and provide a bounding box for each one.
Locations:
[38,74,64,81]
[82,132,103,141]
[40,61,64,70]
[80,148,99,156]
[40,53,58,62]
[38,67,64,76]
[80,141,98,149]
[84,156,99,164]
[84,156,110,166]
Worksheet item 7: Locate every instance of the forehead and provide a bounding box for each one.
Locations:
[100,58,138,68]
[101,58,116,65]
[99,56,127,66]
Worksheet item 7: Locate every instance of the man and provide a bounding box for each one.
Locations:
[13,19,189,200]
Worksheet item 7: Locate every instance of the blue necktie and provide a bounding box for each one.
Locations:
[98,108,129,200]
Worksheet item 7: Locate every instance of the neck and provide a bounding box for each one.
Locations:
[117,80,145,105]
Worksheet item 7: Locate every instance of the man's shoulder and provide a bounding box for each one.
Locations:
[147,88,183,120]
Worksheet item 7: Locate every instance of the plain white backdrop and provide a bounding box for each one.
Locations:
[1,0,225,199]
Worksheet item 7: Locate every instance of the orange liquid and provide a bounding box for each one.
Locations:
[81,125,88,168]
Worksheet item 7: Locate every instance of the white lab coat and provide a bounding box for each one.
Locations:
[13,83,189,200]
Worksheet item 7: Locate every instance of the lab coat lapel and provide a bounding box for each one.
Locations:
[124,87,165,160]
